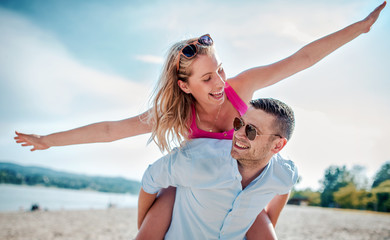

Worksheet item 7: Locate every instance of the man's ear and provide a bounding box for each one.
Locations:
[178,80,191,94]
[271,137,287,154]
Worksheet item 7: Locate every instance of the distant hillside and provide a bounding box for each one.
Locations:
[0,162,141,194]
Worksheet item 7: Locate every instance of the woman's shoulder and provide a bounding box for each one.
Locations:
[226,77,252,105]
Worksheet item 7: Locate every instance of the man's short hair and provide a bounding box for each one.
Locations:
[250,98,295,141]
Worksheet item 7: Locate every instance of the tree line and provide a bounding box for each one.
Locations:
[290,161,390,212]
[0,162,141,195]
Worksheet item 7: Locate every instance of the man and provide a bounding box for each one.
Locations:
[138,98,298,239]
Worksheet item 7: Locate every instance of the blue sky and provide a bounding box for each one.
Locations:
[1,0,389,190]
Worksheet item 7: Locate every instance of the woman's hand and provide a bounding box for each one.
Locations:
[360,1,386,33]
[14,131,50,151]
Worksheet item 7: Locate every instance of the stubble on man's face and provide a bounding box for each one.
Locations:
[231,136,273,169]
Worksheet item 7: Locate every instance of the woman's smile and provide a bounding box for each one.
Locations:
[209,89,225,100]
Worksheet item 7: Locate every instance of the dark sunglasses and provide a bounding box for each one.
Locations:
[233,117,282,141]
[176,34,213,71]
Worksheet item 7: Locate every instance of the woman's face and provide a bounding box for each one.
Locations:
[178,53,226,107]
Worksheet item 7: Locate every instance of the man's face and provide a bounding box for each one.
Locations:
[231,107,282,167]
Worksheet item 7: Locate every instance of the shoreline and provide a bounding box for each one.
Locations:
[0,184,138,212]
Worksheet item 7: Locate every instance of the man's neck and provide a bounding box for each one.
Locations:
[237,158,269,189]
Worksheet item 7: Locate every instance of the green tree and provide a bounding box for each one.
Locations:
[372,179,390,212]
[372,162,390,188]
[333,183,371,209]
[320,165,351,207]
[333,183,356,209]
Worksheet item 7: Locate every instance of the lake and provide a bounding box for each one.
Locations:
[0,184,138,212]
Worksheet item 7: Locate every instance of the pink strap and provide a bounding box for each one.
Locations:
[225,82,247,116]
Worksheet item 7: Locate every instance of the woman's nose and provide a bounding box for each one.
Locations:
[216,73,225,86]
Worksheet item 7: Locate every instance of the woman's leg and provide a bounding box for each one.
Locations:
[135,187,176,240]
[246,193,289,240]
[246,210,278,240]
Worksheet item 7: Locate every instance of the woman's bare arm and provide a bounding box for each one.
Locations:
[14,110,152,151]
[265,193,290,227]
[137,187,158,229]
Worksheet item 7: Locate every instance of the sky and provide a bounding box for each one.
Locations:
[1,0,389,190]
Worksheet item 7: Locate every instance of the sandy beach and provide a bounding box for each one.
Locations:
[1,205,389,240]
[276,205,390,240]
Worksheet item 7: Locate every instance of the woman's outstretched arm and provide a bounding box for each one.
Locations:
[14,110,152,151]
[231,2,386,100]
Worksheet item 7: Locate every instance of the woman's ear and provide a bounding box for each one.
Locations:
[178,80,191,94]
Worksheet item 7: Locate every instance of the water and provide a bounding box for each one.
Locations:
[0,184,138,212]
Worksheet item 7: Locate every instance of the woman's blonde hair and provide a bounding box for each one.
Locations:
[147,36,215,152]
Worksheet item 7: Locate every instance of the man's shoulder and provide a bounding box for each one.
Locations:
[272,153,297,173]
[269,153,299,188]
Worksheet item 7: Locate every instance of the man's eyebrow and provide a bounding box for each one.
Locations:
[201,63,223,78]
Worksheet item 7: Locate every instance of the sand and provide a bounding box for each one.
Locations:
[276,205,390,240]
[1,205,389,240]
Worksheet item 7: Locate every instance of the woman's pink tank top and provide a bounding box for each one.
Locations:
[189,82,248,139]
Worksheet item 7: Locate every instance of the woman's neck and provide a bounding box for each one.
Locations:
[195,97,226,132]
[196,101,223,117]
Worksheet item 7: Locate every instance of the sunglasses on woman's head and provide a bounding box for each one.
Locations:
[233,117,282,141]
[176,34,213,71]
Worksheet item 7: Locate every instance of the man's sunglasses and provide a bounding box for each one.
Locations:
[176,34,213,71]
[233,117,282,141]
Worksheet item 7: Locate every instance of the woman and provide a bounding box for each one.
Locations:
[15,2,386,239]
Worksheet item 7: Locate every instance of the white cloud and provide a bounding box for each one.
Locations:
[134,55,164,64]
[0,7,151,117]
